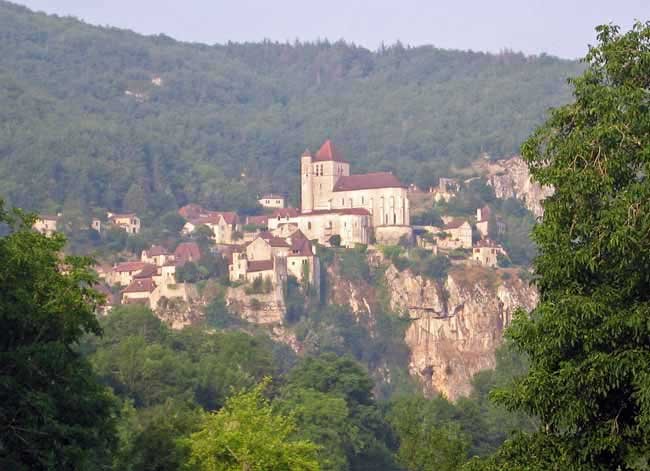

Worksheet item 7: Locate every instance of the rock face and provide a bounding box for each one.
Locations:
[226,284,286,325]
[484,156,553,217]
[384,264,537,399]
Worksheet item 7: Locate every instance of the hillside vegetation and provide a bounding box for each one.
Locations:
[0,1,582,220]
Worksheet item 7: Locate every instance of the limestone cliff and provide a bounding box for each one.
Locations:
[481,156,553,217]
[226,284,286,325]
[384,264,537,399]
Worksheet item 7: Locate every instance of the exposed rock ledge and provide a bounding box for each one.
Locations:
[384,264,538,399]
[483,156,553,218]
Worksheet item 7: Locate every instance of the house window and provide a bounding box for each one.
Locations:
[361,196,364,204]
[342,198,344,206]
[308,222,312,230]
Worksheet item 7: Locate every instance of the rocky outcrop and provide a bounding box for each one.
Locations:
[385,264,537,399]
[226,284,286,325]
[483,156,553,217]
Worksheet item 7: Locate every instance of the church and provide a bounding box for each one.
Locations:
[268,139,411,247]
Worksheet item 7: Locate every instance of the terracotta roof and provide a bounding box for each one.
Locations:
[218,211,239,225]
[174,242,201,265]
[123,277,156,293]
[268,237,290,248]
[245,215,269,226]
[247,260,274,272]
[178,203,205,220]
[144,245,168,257]
[444,219,469,230]
[289,236,314,257]
[314,139,348,163]
[134,264,157,279]
[113,261,148,273]
[272,208,300,218]
[333,172,405,191]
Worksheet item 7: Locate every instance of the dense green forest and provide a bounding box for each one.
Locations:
[0,1,582,220]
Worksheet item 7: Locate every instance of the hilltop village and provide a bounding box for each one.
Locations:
[34,139,518,324]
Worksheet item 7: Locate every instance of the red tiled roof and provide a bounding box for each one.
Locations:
[444,219,469,230]
[268,237,290,248]
[134,264,157,279]
[174,242,201,265]
[333,172,405,191]
[247,260,274,272]
[272,208,300,218]
[123,277,156,293]
[218,211,239,225]
[113,261,147,273]
[289,236,314,257]
[178,203,205,220]
[314,139,348,163]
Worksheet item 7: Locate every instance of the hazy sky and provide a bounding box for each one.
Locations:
[13,0,650,58]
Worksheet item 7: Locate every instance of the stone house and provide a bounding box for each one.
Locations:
[476,206,506,239]
[105,261,152,286]
[472,239,507,267]
[229,230,318,290]
[268,208,371,247]
[107,212,141,234]
[122,277,156,306]
[182,211,241,244]
[174,242,201,266]
[428,177,459,202]
[33,215,58,237]
[258,194,286,209]
[91,218,102,232]
[439,219,472,249]
[141,245,173,266]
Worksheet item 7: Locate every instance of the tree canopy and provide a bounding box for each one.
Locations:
[0,201,117,469]
[466,21,650,471]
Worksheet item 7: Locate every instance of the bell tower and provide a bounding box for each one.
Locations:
[300,149,313,213]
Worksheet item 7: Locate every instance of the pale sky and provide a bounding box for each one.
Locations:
[13,0,650,58]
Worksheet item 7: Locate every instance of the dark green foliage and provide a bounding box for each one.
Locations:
[339,245,370,282]
[90,306,278,411]
[388,395,470,471]
[204,292,241,329]
[282,354,400,471]
[328,234,342,247]
[0,202,117,470]
[468,22,650,470]
[0,2,581,221]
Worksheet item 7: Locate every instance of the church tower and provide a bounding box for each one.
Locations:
[311,139,349,210]
[300,149,313,213]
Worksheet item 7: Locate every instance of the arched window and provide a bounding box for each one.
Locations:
[307,222,312,230]
[393,213,397,224]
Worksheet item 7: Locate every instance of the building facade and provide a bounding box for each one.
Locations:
[300,140,409,228]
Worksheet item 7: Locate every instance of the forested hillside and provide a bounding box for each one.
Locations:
[0,1,582,220]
